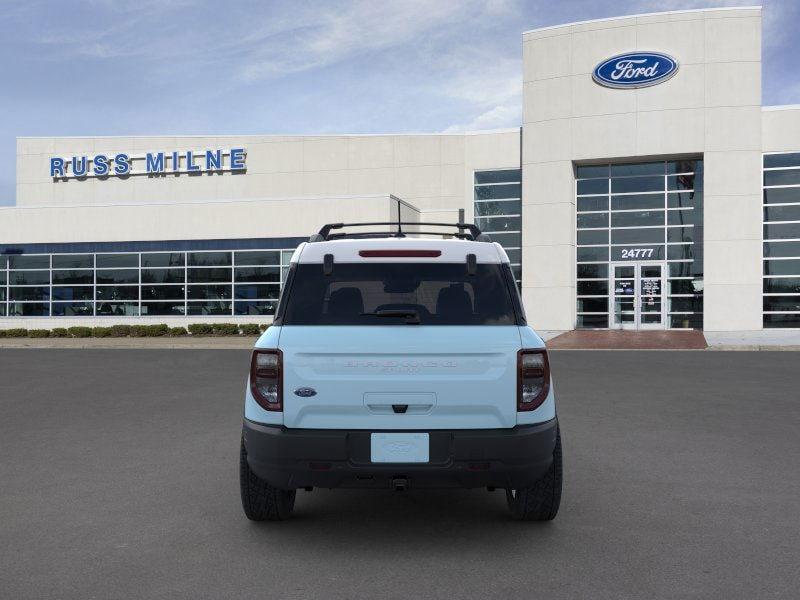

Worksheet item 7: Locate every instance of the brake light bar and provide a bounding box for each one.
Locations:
[358,250,441,258]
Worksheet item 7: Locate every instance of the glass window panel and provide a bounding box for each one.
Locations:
[52,270,93,284]
[187,284,232,300]
[0,271,5,285]
[611,228,664,244]
[577,247,609,262]
[576,179,608,195]
[764,205,800,222]
[764,153,800,168]
[764,259,800,276]
[763,188,800,205]
[667,191,702,209]
[141,268,185,283]
[474,183,521,200]
[668,262,696,277]
[577,230,608,245]
[763,296,800,312]
[611,194,664,210]
[667,160,701,174]
[763,278,800,294]
[187,301,232,316]
[234,284,281,300]
[578,264,608,278]
[141,285,185,300]
[764,223,800,240]
[667,174,697,191]
[486,232,521,247]
[577,196,608,212]
[187,251,232,267]
[96,302,139,316]
[667,244,694,261]
[96,269,138,284]
[140,302,185,316]
[234,266,281,283]
[511,264,521,282]
[141,253,185,268]
[667,227,694,243]
[281,250,295,265]
[0,304,5,316]
[0,255,6,269]
[9,270,50,285]
[577,212,608,228]
[577,281,608,295]
[764,314,800,327]
[8,302,49,316]
[9,255,49,269]
[234,251,280,266]
[669,296,703,312]
[611,210,664,228]
[641,266,662,278]
[52,286,94,301]
[610,162,664,177]
[667,209,698,226]
[474,199,521,217]
[96,286,139,301]
[96,254,138,268]
[51,302,93,317]
[577,314,608,328]
[187,267,231,283]
[235,300,277,316]
[670,314,703,329]
[0,288,5,302]
[611,176,663,194]
[52,254,93,269]
[668,279,703,295]
[474,170,520,184]
[475,216,520,232]
[764,170,800,187]
[504,249,521,264]
[576,165,609,178]
[577,297,608,312]
[764,241,800,258]
[10,287,49,301]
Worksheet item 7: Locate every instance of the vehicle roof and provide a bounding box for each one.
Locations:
[292,238,510,264]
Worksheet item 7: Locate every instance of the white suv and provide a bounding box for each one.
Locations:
[240,222,562,520]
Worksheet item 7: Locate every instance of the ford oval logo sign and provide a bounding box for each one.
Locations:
[593,52,678,89]
[293,387,317,397]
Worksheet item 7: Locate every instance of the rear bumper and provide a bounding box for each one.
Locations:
[242,418,558,490]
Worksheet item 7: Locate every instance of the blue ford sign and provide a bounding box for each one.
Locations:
[592,52,678,89]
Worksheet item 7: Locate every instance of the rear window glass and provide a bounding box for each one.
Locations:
[282,263,518,325]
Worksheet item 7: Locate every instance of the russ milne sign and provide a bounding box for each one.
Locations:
[50,148,246,179]
[592,52,678,89]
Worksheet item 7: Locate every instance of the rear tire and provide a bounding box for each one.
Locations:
[506,427,562,521]
[240,437,296,521]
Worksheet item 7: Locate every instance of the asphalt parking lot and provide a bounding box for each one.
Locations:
[1,349,798,599]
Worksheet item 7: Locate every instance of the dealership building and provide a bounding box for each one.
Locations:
[2,6,799,333]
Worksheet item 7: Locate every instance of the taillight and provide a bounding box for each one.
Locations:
[517,349,550,411]
[250,349,282,411]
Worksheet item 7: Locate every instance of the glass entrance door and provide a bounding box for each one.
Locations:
[610,262,666,330]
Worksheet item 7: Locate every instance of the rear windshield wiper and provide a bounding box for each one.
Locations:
[360,309,420,324]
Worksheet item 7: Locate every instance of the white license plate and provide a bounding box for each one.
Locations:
[370,433,429,463]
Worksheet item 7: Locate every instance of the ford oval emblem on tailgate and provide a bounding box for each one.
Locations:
[294,387,317,397]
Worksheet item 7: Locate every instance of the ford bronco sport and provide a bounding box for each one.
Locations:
[240,222,561,521]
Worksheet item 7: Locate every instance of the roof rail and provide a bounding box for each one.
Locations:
[309,222,492,243]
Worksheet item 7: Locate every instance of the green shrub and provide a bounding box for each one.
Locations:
[92,327,113,338]
[0,329,5,338]
[51,328,70,338]
[4,328,28,337]
[146,324,169,337]
[188,323,213,336]
[168,326,188,336]
[239,324,261,335]
[27,329,51,338]
[109,324,132,337]
[211,323,240,336]
[68,326,92,338]
[259,324,269,333]
[130,325,148,337]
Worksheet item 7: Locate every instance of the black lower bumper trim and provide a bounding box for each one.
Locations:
[242,418,558,490]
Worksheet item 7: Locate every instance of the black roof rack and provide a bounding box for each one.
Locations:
[309,222,492,243]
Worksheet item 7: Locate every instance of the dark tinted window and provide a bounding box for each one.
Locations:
[283,263,517,325]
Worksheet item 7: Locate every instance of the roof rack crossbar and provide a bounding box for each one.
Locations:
[309,222,491,243]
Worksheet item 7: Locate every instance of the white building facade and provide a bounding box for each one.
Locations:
[3,6,799,332]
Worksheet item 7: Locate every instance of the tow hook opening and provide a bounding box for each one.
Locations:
[391,477,409,491]
[392,404,408,414]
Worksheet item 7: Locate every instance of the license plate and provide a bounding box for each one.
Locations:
[370,433,429,463]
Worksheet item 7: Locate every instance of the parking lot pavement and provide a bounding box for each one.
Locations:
[1,349,798,600]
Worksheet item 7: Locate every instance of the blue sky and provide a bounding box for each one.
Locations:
[1,0,798,206]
